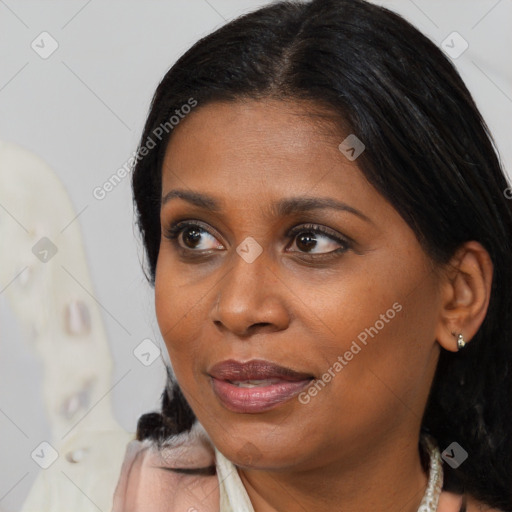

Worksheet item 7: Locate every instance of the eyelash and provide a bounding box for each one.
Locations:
[164,220,351,260]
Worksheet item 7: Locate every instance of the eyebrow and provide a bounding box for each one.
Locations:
[161,189,371,223]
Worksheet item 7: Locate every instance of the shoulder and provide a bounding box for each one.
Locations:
[466,495,508,512]
[112,422,220,512]
[438,491,508,512]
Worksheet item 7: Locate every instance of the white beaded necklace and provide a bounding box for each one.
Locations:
[417,434,444,512]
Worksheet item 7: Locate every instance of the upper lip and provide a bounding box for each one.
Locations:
[208,359,314,382]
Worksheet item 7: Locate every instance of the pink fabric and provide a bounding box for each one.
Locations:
[112,433,220,512]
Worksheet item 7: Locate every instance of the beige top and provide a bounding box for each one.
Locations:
[215,446,255,512]
[111,421,245,512]
[111,429,257,511]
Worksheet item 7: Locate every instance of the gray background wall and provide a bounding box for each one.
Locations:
[1,1,510,510]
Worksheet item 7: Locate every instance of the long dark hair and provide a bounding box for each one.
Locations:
[131,0,512,508]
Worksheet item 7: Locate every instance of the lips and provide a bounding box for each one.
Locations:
[208,359,314,381]
[208,359,314,413]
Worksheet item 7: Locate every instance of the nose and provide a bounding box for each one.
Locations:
[209,248,290,338]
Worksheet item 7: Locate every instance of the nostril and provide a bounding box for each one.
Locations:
[248,322,274,333]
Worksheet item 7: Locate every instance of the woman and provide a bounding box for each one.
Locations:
[112,0,512,510]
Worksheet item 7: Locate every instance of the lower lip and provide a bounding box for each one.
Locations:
[210,377,313,413]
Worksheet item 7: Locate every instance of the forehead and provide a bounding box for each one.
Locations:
[160,99,379,216]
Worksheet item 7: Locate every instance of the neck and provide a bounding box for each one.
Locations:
[237,433,429,512]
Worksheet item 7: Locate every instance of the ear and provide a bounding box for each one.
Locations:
[435,241,493,352]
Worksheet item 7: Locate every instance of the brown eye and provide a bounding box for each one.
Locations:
[164,222,224,251]
[294,232,320,252]
[181,226,204,249]
[287,224,350,256]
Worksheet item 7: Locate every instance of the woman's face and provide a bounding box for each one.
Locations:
[155,99,443,471]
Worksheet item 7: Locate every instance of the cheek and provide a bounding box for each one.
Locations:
[154,266,176,350]
[311,255,441,429]
[154,258,203,365]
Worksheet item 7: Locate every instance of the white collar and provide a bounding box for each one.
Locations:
[215,446,255,512]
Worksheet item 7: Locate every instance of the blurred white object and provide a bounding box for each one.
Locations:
[0,140,133,511]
